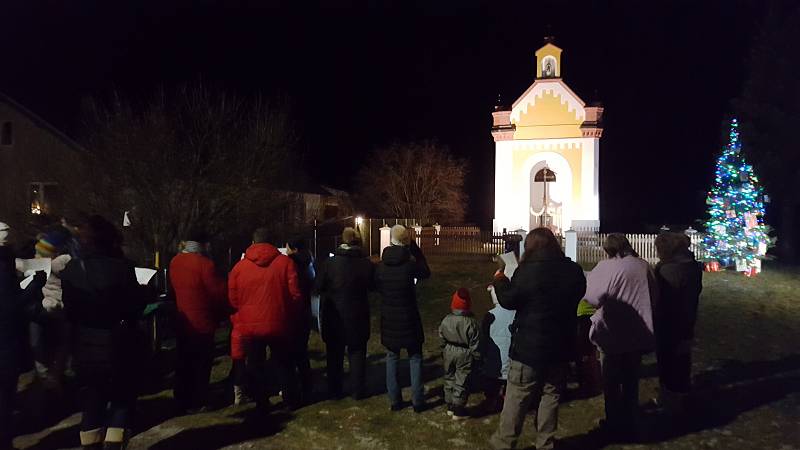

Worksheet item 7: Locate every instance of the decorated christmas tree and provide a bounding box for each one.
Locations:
[704,119,772,272]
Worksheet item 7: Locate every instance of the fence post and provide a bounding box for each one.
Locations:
[380,225,391,257]
[413,224,422,248]
[434,223,441,246]
[514,229,527,257]
[565,229,577,262]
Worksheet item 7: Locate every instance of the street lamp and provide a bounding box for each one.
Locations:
[355,216,363,227]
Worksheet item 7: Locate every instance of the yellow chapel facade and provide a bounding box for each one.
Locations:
[492,39,603,234]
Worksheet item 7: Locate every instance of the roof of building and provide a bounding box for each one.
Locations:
[0,91,84,152]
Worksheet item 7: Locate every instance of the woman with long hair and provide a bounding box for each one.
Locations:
[60,216,146,450]
[489,228,586,450]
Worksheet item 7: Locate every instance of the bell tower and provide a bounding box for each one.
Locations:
[535,36,562,79]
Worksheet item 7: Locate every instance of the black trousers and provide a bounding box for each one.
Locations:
[325,337,366,398]
[600,351,642,433]
[174,332,215,410]
[0,370,18,449]
[292,328,312,397]
[657,345,692,393]
[238,336,297,407]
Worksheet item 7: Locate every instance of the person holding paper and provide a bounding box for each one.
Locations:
[60,215,146,450]
[489,228,586,450]
[0,224,48,449]
[30,228,73,396]
[168,231,227,413]
[314,228,374,400]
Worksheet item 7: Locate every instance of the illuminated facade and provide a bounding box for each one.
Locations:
[492,39,603,233]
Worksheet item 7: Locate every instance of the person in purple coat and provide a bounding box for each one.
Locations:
[585,233,658,441]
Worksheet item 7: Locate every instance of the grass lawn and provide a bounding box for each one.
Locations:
[14,257,800,450]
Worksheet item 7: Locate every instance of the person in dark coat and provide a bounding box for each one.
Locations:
[653,232,702,413]
[315,228,373,399]
[0,223,48,450]
[60,216,147,450]
[489,228,586,450]
[286,237,315,402]
[374,224,431,412]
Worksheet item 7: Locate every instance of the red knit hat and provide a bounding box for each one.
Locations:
[451,288,471,311]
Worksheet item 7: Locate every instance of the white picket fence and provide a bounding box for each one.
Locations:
[572,232,706,266]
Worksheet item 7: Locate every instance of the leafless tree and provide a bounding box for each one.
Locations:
[61,83,298,260]
[357,141,467,224]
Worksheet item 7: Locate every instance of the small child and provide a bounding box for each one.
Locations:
[439,288,480,420]
[480,284,516,413]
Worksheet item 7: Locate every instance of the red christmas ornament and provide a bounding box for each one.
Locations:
[705,261,721,272]
[744,267,758,277]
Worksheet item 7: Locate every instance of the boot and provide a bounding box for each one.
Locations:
[103,427,130,450]
[79,428,104,450]
[233,385,252,406]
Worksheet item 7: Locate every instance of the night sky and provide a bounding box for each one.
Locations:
[0,0,767,231]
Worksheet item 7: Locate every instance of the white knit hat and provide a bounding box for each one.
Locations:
[0,222,9,246]
[390,224,410,246]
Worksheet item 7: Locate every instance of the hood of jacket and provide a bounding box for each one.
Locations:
[245,243,281,267]
[334,244,365,258]
[381,244,411,267]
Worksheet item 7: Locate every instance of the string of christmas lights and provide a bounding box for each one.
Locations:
[703,119,773,272]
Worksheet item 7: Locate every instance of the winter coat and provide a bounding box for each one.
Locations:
[315,245,374,346]
[60,252,147,373]
[585,255,658,355]
[228,243,303,341]
[375,243,431,352]
[0,246,40,372]
[654,251,703,349]
[492,250,586,369]
[169,252,228,336]
[480,305,516,380]
[42,254,72,312]
[439,310,480,361]
[289,250,315,322]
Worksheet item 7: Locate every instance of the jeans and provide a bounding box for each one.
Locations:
[0,370,18,449]
[600,351,642,434]
[385,345,424,407]
[489,360,567,450]
[174,332,215,410]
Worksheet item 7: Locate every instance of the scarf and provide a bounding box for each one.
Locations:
[182,240,203,254]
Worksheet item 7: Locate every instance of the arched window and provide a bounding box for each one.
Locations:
[0,122,12,146]
[534,167,556,182]
[541,55,557,78]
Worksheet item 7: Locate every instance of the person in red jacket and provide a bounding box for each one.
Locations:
[229,227,303,410]
[169,231,227,413]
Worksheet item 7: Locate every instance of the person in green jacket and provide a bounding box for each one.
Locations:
[439,288,480,420]
[575,297,601,397]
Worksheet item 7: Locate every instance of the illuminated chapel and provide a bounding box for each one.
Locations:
[491,38,603,234]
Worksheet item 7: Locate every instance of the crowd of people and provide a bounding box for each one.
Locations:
[0,214,703,450]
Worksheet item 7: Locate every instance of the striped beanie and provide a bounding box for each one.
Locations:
[35,229,69,258]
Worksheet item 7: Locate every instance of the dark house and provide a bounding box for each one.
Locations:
[0,92,83,236]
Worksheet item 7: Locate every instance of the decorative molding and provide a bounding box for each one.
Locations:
[511,80,586,124]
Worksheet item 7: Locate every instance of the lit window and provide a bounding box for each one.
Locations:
[29,182,60,216]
